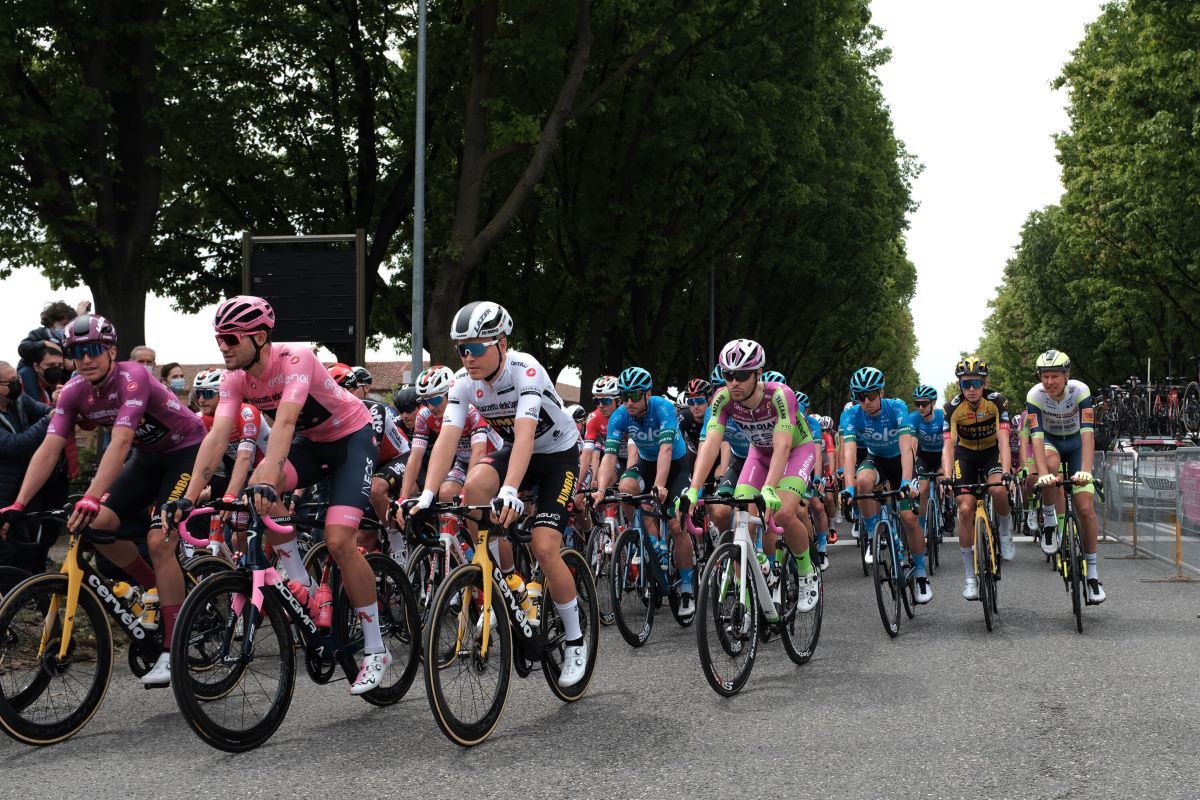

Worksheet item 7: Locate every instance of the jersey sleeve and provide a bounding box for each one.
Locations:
[1077,383,1095,432]
[1025,387,1046,438]
[235,405,261,453]
[705,388,730,437]
[655,399,679,447]
[441,372,470,431]
[467,407,491,446]
[892,400,914,436]
[513,362,546,425]
[992,392,1011,429]
[45,383,79,439]
[604,407,628,455]
[216,371,245,419]
[942,399,956,441]
[841,407,859,443]
[412,409,433,449]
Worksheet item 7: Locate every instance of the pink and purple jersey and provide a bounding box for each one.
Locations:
[48,362,206,455]
[706,381,812,451]
[216,344,371,442]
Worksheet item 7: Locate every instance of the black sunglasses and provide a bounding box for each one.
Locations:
[720,369,754,383]
[66,342,106,360]
[195,389,218,400]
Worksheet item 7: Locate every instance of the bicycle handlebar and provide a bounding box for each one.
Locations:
[683,496,783,535]
[179,502,293,548]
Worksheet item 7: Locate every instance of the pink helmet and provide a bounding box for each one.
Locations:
[214,295,275,334]
[718,338,766,371]
[64,313,117,347]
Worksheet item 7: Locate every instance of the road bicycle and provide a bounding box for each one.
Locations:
[0,507,229,746]
[1033,468,1104,633]
[950,480,1004,632]
[852,488,920,638]
[170,500,420,752]
[421,502,599,746]
[917,470,943,575]
[582,496,626,627]
[688,495,821,696]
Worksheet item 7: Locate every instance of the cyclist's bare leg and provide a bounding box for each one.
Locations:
[670,515,692,569]
[324,522,375,607]
[531,526,575,604]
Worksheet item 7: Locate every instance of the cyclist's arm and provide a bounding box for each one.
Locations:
[400,442,428,498]
[11,433,68,507]
[716,441,732,476]
[898,430,915,485]
[941,416,955,479]
[225,446,255,499]
[249,401,299,489]
[998,424,1012,474]
[421,429,460,495]
[812,434,823,478]
[184,415,237,503]
[688,421,725,492]
[1079,394,1096,475]
[467,438,488,473]
[654,440,672,492]
[594,452,618,493]
[840,439,857,481]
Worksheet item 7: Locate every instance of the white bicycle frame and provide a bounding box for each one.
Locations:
[716,507,780,625]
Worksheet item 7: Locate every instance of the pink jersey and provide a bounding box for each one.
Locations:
[216,344,371,442]
[412,404,501,461]
[48,362,206,455]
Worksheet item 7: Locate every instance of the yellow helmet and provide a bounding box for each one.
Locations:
[954,356,988,378]
[1035,350,1071,372]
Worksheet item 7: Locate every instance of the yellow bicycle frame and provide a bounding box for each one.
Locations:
[37,532,87,661]
[456,527,495,656]
[973,501,997,579]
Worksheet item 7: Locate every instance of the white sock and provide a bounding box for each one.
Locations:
[962,547,975,579]
[1042,503,1057,523]
[355,602,385,653]
[274,542,310,587]
[1086,554,1099,581]
[555,598,583,641]
[998,513,1012,538]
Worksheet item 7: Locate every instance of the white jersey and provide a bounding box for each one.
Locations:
[444,350,579,455]
[1026,379,1093,437]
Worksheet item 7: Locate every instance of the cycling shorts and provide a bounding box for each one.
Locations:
[951,444,1003,495]
[735,442,816,498]
[282,423,376,528]
[477,446,578,533]
[858,452,902,491]
[620,457,690,520]
[916,449,942,478]
[716,455,747,496]
[102,444,200,532]
[1041,433,1094,495]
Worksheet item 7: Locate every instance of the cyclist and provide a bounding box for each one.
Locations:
[368,386,418,550]
[1026,350,1103,603]
[192,367,270,506]
[839,367,930,603]
[567,404,587,438]
[819,416,840,529]
[351,365,374,397]
[787,381,835,571]
[698,367,750,535]
[402,301,590,686]
[909,384,945,540]
[677,377,712,464]
[590,366,696,615]
[169,295,392,694]
[682,339,820,612]
[400,364,501,515]
[941,357,1013,601]
[0,314,208,686]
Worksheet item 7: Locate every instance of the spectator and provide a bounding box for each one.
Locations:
[0,360,53,572]
[130,345,157,370]
[16,300,87,394]
[159,362,186,393]
[23,340,69,407]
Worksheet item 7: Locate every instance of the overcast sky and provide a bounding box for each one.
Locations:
[0,1,1106,393]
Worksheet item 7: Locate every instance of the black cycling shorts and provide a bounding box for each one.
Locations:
[103,444,200,531]
[478,446,578,534]
[858,452,903,491]
[375,453,423,497]
[716,455,747,495]
[916,449,942,477]
[285,423,376,513]
[952,444,1003,494]
[621,457,691,519]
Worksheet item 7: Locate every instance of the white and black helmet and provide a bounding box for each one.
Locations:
[193,368,224,391]
[718,338,766,371]
[415,365,455,398]
[591,374,619,397]
[450,300,513,341]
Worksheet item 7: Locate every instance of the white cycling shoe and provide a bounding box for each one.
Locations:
[350,650,391,695]
[558,640,590,688]
[796,572,819,613]
[962,576,980,601]
[141,652,171,687]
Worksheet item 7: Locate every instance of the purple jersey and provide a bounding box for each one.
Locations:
[47,361,206,455]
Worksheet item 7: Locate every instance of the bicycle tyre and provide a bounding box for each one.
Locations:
[976,514,994,632]
[858,517,869,577]
[423,563,512,747]
[540,548,599,702]
[779,546,822,665]
[0,566,30,598]
[696,542,758,696]
[301,540,330,584]
[1067,516,1083,633]
[610,529,654,648]
[0,573,114,746]
[924,497,939,575]
[872,523,899,638]
[582,527,615,626]
[666,534,695,628]
[405,543,449,635]
[357,554,421,706]
[171,570,296,753]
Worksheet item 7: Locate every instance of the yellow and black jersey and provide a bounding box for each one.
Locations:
[942,391,1009,451]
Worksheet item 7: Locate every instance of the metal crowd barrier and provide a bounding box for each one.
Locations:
[1095,447,1200,577]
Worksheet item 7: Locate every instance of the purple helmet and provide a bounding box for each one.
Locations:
[214,295,275,334]
[64,313,117,347]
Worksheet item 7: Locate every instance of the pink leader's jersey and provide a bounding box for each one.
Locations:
[216,344,371,442]
[47,361,206,455]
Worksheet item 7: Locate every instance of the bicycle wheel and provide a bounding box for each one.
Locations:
[610,529,654,647]
[666,533,694,627]
[129,554,225,679]
[1066,516,1083,633]
[171,570,296,753]
[872,523,899,638]
[582,527,615,626]
[405,543,449,634]
[301,540,330,584]
[1182,382,1200,438]
[540,548,599,702]
[857,517,869,577]
[779,546,822,665]
[924,498,939,575]
[0,566,30,598]
[976,515,994,632]
[696,542,758,696]
[0,573,113,746]
[354,554,421,706]
[423,563,512,747]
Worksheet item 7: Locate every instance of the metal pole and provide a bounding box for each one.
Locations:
[708,262,715,370]
[411,0,427,381]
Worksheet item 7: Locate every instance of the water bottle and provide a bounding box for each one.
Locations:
[505,574,539,626]
[112,581,144,617]
[526,581,542,617]
[315,580,334,629]
[140,587,160,630]
[459,538,474,562]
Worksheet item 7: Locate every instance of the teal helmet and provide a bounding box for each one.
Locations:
[618,366,653,393]
[850,366,885,396]
[710,365,725,387]
[913,384,938,402]
[794,390,810,413]
[762,370,787,385]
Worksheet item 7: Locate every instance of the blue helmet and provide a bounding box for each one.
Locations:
[850,366,885,396]
[913,384,938,402]
[794,390,810,413]
[762,370,787,385]
[618,366,653,393]
[710,365,725,387]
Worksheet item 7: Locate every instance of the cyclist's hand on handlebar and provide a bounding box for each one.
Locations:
[247,483,278,516]
[1001,472,1014,484]
[1016,467,1028,480]
[399,489,435,521]
[161,497,195,530]
[1037,473,1057,487]
[651,484,668,504]
[839,484,855,500]
[676,487,699,517]
[1072,470,1093,485]
[491,485,523,527]
[899,479,918,498]
[68,494,102,532]
[761,485,782,513]
[0,502,24,539]
[589,489,605,508]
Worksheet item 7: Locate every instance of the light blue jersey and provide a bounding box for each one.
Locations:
[841,398,913,458]
[701,404,750,460]
[907,408,944,453]
[605,396,687,461]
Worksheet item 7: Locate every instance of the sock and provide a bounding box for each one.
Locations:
[355,602,385,653]
[793,548,814,575]
[273,542,309,588]
[962,547,975,578]
[912,553,927,579]
[680,567,694,594]
[1057,515,1065,533]
[487,534,503,568]
[121,557,157,589]
[1086,553,1098,581]
[864,514,880,539]
[817,530,828,553]
[1042,503,1057,524]
[161,604,181,651]
[998,513,1012,538]
[555,597,583,642]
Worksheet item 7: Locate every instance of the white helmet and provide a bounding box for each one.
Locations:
[675,391,688,408]
[567,404,586,423]
[415,365,455,398]
[193,368,224,391]
[591,374,619,397]
[450,300,513,341]
[718,338,766,371]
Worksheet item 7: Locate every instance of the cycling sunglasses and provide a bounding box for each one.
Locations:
[720,368,755,383]
[594,397,615,407]
[425,395,446,407]
[66,342,107,360]
[395,403,419,413]
[195,389,218,400]
[456,340,499,358]
[685,396,708,406]
[214,332,244,348]
[621,390,647,402]
[855,390,881,401]
[915,400,933,408]
[959,379,985,390]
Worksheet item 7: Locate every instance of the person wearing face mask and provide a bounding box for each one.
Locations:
[17,300,86,395]
[159,362,187,394]
[25,341,77,556]
[0,361,53,572]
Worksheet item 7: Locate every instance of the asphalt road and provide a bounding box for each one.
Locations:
[3,525,1200,800]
